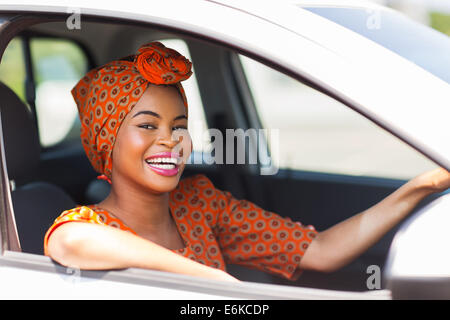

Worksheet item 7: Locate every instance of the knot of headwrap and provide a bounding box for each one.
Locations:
[71,41,192,182]
[135,42,192,85]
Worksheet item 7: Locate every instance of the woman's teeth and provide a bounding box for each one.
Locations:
[145,156,180,176]
[145,158,178,168]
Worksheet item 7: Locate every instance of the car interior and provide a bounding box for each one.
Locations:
[0,13,442,292]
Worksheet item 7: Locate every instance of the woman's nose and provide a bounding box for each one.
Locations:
[156,128,180,149]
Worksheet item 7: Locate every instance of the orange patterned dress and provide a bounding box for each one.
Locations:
[44,174,318,280]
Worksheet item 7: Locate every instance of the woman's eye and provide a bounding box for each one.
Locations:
[173,126,187,131]
[139,124,156,130]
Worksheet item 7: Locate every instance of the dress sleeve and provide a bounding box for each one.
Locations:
[43,206,105,256]
[194,175,319,281]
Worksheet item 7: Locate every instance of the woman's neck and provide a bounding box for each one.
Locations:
[97,179,173,238]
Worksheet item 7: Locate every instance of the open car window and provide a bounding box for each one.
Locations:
[0,21,418,290]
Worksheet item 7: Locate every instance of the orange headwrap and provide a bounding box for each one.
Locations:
[71,42,192,182]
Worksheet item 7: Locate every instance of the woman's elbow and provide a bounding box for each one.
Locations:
[46,223,88,267]
[298,237,341,273]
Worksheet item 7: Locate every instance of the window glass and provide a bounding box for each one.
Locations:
[158,39,211,155]
[302,7,450,84]
[239,55,436,179]
[30,38,88,147]
[0,38,26,103]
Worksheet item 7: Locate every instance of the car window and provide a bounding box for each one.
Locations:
[0,38,27,104]
[239,54,437,179]
[30,38,88,147]
[302,7,450,84]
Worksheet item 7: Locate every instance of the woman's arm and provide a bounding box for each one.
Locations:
[47,222,239,282]
[299,167,450,273]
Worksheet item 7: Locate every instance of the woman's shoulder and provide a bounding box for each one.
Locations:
[60,204,132,231]
[62,204,107,216]
[84,204,133,230]
[54,205,109,223]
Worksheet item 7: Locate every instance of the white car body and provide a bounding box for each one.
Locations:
[0,0,448,299]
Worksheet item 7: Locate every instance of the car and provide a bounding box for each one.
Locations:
[0,0,448,300]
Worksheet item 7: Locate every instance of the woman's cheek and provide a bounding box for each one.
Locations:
[114,128,149,164]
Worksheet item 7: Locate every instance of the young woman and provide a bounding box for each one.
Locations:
[44,42,450,283]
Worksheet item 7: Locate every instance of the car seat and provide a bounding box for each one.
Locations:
[0,82,76,255]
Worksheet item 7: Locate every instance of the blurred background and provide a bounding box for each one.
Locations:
[372,0,450,33]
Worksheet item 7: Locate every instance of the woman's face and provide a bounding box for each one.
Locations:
[111,84,192,193]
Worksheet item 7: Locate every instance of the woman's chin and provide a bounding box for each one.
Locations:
[142,167,183,193]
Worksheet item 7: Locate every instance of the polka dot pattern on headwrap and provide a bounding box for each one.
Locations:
[71,42,192,181]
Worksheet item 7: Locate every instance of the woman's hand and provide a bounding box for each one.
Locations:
[300,167,450,273]
[411,167,450,194]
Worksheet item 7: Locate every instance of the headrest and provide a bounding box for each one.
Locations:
[0,82,40,181]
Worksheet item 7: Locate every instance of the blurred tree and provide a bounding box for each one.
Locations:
[0,38,26,102]
[430,12,450,36]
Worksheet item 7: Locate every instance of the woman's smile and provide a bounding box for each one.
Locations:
[145,152,182,177]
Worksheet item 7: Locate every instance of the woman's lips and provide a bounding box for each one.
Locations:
[145,152,181,177]
[146,164,179,177]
